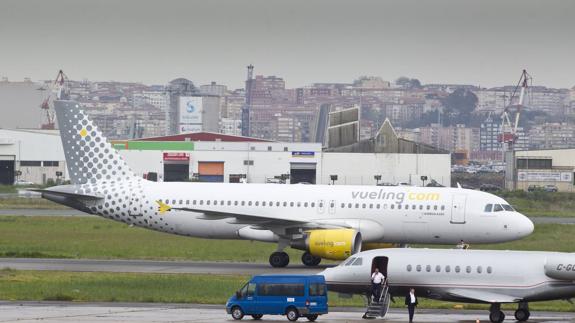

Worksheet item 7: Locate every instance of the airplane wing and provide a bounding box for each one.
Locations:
[446,289,522,303]
[29,189,103,200]
[168,204,350,230]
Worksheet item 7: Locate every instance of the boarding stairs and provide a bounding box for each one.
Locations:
[363,282,391,319]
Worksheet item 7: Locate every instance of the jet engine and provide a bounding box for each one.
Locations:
[544,255,575,280]
[291,229,362,260]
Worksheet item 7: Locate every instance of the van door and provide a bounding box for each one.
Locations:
[237,282,258,314]
[450,194,467,224]
[307,280,328,314]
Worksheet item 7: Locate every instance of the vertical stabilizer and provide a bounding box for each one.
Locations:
[54,100,135,185]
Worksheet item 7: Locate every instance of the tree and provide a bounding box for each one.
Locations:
[395,77,422,89]
[440,88,478,125]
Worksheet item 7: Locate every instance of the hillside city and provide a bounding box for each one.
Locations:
[2,68,575,164]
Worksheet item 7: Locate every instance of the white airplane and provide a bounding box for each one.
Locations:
[320,248,575,323]
[36,100,534,268]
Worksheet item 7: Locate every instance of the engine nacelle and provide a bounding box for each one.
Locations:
[545,255,575,280]
[292,229,362,260]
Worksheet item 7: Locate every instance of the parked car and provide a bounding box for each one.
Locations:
[479,184,502,192]
[543,184,558,192]
[13,179,34,186]
[527,185,542,192]
[226,275,328,321]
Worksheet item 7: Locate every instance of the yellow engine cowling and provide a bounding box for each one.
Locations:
[292,229,362,260]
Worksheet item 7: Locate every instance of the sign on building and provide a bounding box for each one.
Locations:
[517,171,573,182]
[179,97,203,132]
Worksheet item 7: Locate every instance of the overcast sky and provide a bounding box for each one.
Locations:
[1,0,574,89]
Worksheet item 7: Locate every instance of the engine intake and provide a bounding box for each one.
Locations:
[291,229,362,260]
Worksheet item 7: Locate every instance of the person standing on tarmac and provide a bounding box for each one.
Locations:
[370,267,385,301]
[404,288,418,323]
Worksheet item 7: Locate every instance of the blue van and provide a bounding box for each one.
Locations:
[226,275,328,321]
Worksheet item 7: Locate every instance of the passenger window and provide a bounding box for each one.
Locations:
[419,205,423,210]
[435,265,441,272]
[416,265,421,272]
[493,204,504,212]
[348,203,352,208]
[212,200,217,205]
[199,200,204,205]
[445,265,451,273]
[290,202,295,207]
[227,201,231,206]
[362,204,366,209]
[391,204,395,209]
[330,202,334,208]
[426,205,430,210]
[241,201,245,206]
[377,204,381,209]
[369,204,373,209]
[262,201,266,207]
[466,266,472,273]
[186,200,190,205]
[484,204,493,212]
[487,266,493,274]
[304,202,309,207]
[172,200,176,204]
[283,202,288,207]
[310,202,315,207]
[355,203,359,208]
[455,266,460,273]
[407,264,412,272]
[352,258,362,266]
[398,204,402,210]
[340,203,345,208]
[426,265,431,272]
[433,205,438,210]
[412,205,416,210]
[193,200,197,205]
[248,201,252,206]
[441,205,445,211]
[477,266,482,274]
[165,199,169,204]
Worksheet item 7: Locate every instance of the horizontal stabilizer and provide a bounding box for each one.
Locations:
[28,189,103,200]
[447,289,521,303]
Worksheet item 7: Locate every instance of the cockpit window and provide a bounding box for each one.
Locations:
[343,257,356,266]
[484,204,493,212]
[351,257,363,266]
[493,204,504,212]
[502,204,515,211]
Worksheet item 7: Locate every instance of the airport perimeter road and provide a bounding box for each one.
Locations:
[0,301,573,323]
[0,258,329,275]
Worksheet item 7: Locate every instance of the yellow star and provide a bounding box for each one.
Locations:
[156,200,172,214]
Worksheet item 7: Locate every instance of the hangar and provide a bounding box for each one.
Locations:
[0,124,451,186]
[505,149,575,192]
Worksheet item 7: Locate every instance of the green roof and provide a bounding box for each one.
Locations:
[113,141,194,151]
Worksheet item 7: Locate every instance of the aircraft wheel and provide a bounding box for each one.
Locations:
[301,252,322,266]
[270,252,289,267]
[514,308,530,321]
[489,310,505,323]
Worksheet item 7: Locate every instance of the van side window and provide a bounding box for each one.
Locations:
[484,204,493,212]
[309,283,326,296]
[247,282,256,297]
[257,283,304,297]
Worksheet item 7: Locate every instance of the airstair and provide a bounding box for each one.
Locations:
[363,282,391,319]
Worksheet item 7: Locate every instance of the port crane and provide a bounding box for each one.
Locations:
[498,69,532,152]
[39,70,69,129]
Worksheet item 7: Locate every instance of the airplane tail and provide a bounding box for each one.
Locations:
[54,100,135,185]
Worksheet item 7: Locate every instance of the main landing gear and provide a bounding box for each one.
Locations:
[514,302,530,322]
[301,252,322,267]
[489,303,505,323]
[269,251,290,267]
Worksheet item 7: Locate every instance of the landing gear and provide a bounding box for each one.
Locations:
[514,302,530,322]
[489,303,505,323]
[269,252,289,267]
[301,252,322,266]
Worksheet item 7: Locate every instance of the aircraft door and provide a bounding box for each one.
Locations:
[328,200,336,214]
[371,256,389,279]
[317,200,325,214]
[450,194,467,224]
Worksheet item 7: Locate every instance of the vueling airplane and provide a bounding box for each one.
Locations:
[321,248,575,323]
[36,100,534,268]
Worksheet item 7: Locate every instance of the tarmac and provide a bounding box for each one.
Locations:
[0,301,573,323]
[0,257,328,275]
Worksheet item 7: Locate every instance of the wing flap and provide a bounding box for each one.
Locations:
[446,289,521,303]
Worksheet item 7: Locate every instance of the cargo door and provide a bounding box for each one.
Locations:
[450,194,467,224]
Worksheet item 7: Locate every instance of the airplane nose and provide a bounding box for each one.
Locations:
[518,214,534,238]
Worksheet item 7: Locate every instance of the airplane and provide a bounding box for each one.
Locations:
[320,248,575,323]
[35,100,534,268]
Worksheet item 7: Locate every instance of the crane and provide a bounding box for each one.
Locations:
[498,69,532,152]
[39,70,69,129]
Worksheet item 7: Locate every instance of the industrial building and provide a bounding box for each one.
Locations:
[505,149,575,192]
[0,127,451,187]
[0,129,67,185]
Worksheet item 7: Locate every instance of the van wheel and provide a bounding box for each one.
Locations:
[306,314,318,321]
[231,306,244,320]
[251,314,263,320]
[286,307,299,321]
